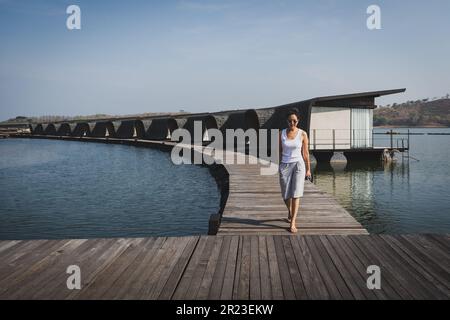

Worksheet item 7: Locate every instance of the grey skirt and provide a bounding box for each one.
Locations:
[279,161,306,200]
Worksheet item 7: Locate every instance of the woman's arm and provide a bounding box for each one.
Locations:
[302,131,311,176]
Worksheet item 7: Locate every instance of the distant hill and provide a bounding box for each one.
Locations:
[374,97,450,127]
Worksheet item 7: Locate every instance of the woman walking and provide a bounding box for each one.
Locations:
[279,108,312,233]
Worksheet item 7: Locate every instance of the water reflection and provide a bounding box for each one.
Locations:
[312,156,416,234]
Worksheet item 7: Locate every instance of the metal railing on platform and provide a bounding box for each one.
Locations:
[308,129,411,151]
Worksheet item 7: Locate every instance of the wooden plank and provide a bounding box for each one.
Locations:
[236,235,251,300]
[301,236,342,299]
[231,236,243,300]
[188,236,221,299]
[258,236,272,300]
[146,237,197,299]
[133,237,186,299]
[290,236,329,299]
[172,236,208,299]
[273,236,296,300]
[249,236,261,300]
[207,236,231,300]
[219,236,239,300]
[265,236,284,300]
[159,236,200,300]
[281,236,308,299]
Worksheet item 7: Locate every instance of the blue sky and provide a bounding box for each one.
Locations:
[1,0,449,120]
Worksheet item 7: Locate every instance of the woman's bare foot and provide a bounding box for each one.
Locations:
[289,225,298,233]
[287,212,292,222]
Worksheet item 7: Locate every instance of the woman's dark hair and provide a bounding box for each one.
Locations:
[286,108,299,119]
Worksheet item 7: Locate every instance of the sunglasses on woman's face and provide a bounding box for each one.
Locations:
[287,119,298,124]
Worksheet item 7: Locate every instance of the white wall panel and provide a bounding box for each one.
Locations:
[310,107,351,150]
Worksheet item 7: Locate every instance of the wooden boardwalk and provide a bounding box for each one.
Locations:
[218,159,368,235]
[0,234,448,300]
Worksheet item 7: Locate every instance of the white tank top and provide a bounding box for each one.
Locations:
[281,128,303,164]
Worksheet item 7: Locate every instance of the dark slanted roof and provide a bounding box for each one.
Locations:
[309,88,406,109]
[312,88,406,103]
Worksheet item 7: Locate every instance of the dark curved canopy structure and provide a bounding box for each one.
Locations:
[56,123,71,136]
[90,121,116,138]
[208,114,229,131]
[90,122,107,138]
[111,121,122,137]
[31,124,43,135]
[167,118,187,135]
[147,118,170,140]
[183,114,219,142]
[43,123,57,136]
[71,122,91,137]
[115,120,136,139]
[204,115,218,130]
[220,112,246,131]
[244,110,260,131]
[134,119,152,139]
[68,123,77,135]
[104,121,115,137]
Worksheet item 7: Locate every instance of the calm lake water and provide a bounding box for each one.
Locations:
[0,139,220,240]
[312,127,450,234]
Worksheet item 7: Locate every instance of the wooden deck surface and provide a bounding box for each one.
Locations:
[218,160,368,235]
[0,234,448,300]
